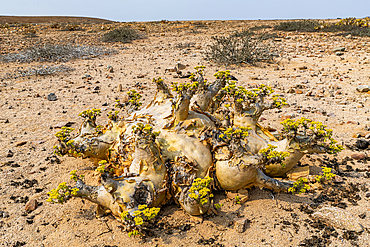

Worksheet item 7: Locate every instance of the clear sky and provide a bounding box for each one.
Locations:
[1,0,369,22]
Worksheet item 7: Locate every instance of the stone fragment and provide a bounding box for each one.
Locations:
[25,199,38,212]
[15,141,27,147]
[286,166,310,180]
[47,93,57,101]
[7,150,13,157]
[333,175,343,183]
[312,207,363,232]
[351,153,365,160]
[176,63,187,71]
[286,88,295,93]
[335,52,344,56]
[356,85,370,92]
[355,139,369,149]
[332,47,346,52]
[234,218,249,233]
[107,65,114,73]
[165,67,177,73]
[117,84,122,92]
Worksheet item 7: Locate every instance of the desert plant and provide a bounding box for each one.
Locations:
[273,20,320,32]
[0,44,116,63]
[120,205,161,237]
[205,30,276,65]
[102,26,145,43]
[1,65,74,80]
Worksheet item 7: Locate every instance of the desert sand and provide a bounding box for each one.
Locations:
[0,17,369,247]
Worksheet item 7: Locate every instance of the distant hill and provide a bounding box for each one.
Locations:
[0,16,116,24]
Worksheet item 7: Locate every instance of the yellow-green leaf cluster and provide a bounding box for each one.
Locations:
[78,109,101,120]
[259,144,290,167]
[46,182,79,204]
[219,126,252,143]
[188,176,213,205]
[315,167,336,183]
[281,117,344,154]
[120,205,160,237]
[288,178,310,194]
[214,70,230,79]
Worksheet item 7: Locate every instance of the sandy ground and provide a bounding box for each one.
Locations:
[0,18,370,247]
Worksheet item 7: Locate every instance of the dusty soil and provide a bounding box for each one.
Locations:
[0,17,370,247]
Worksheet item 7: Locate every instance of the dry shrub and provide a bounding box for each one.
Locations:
[205,30,277,65]
[102,26,145,43]
[2,65,74,79]
[0,44,116,63]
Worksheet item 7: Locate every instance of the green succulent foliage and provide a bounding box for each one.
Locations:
[120,205,161,237]
[108,110,120,121]
[219,126,252,143]
[152,77,164,84]
[289,167,336,195]
[188,176,213,205]
[55,127,74,142]
[221,82,287,109]
[194,65,206,75]
[171,81,199,96]
[127,89,143,109]
[214,203,223,209]
[95,160,113,174]
[132,123,160,140]
[46,173,81,204]
[235,195,241,204]
[214,70,230,79]
[315,167,336,183]
[46,182,79,204]
[288,177,310,195]
[281,117,344,154]
[259,144,290,168]
[78,109,101,120]
[69,170,85,182]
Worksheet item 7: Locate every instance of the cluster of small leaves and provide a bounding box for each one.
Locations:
[288,177,310,195]
[132,123,160,141]
[171,81,199,96]
[46,171,82,204]
[95,125,103,135]
[55,127,74,142]
[118,89,143,110]
[95,160,113,174]
[259,144,290,168]
[281,118,344,154]
[69,170,85,182]
[120,205,160,237]
[194,65,206,75]
[336,17,370,27]
[152,77,164,85]
[214,203,223,209]
[219,126,252,143]
[46,182,79,204]
[78,109,101,121]
[272,94,287,108]
[214,70,230,79]
[315,167,335,183]
[108,110,120,121]
[188,176,214,205]
[289,167,336,194]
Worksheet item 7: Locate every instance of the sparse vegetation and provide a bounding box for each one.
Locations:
[273,20,320,32]
[273,18,370,37]
[102,26,145,43]
[0,44,116,63]
[205,30,277,65]
[1,65,74,79]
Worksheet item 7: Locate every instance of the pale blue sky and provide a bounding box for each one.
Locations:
[1,0,369,22]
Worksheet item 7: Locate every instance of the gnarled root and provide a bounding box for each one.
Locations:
[255,169,292,192]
